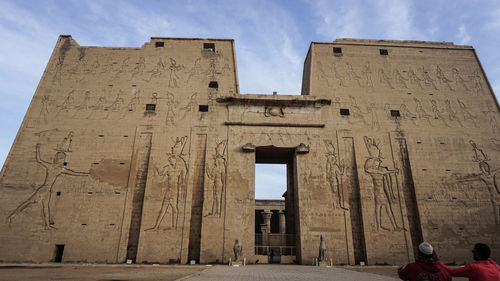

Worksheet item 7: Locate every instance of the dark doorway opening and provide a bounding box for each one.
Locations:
[254,146,297,264]
[54,244,65,263]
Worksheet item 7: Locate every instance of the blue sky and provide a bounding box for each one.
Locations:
[0,0,499,198]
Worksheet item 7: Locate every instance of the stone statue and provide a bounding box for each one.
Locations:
[233,240,242,261]
[318,235,326,262]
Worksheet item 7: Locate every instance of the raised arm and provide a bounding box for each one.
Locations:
[35,144,49,167]
[62,168,89,176]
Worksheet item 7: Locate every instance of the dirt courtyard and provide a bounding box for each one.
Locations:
[0,264,206,281]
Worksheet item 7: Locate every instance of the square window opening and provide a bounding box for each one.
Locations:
[209,81,218,89]
[333,47,342,55]
[203,43,215,52]
[380,49,389,55]
[146,104,156,111]
[56,192,61,196]
[199,105,209,112]
[340,108,350,116]
[390,110,400,117]
[155,42,164,48]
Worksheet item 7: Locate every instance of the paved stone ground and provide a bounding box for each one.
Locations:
[184,264,400,281]
[0,263,468,281]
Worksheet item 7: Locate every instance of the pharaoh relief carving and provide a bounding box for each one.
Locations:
[204,140,227,218]
[363,136,404,232]
[460,141,500,225]
[6,133,89,230]
[146,136,188,231]
[324,140,347,210]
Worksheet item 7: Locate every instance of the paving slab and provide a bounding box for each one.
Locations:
[183,264,400,281]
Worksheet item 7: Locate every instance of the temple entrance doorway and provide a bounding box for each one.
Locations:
[254,147,297,264]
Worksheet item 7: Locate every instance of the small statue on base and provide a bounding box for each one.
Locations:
[233,239,242,261]
[318,235,326,262]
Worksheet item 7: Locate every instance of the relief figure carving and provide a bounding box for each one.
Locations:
[379,68,394,89]
[414,98,433,126]
[362,62,374,88]
[186,58,202,83]
[6,141,88,229]
[132,57,146,78]
[452,68,469,91]
[431,100,450,127]
[345,62,362,87]
[146,57,165,82]
[408,68,424,89]
[146,136,188,231]
[460,141,500,224]
[363,136,404,232]
[56,90,75,115]
[421,68,438,90]
[180,93,198,119]
[325,140,347,210]
[39,95,52,124]
[470,70,483,95]
[457,99,477,127]
[393,69,409,89]
[444,99,464,127]
[165,92,176,126]
[205,140,227,217]
[331,62,345,87]
[349,96,368,125]
[168,58,184,88]
[436,66,453,90]
[399,104,417,126]
[482,104,500,134]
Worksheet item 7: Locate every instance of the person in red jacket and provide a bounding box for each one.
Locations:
[435,243,500,281]
[398,242,452,281]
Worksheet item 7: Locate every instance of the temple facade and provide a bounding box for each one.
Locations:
[0,36,499,265]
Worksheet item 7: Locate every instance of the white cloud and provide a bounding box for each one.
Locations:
[457,24,471,45]
[255,164,287,199]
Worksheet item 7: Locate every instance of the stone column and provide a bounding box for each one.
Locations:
[278,211,286,234]
[260,223,269,255]
[261,211,272,233]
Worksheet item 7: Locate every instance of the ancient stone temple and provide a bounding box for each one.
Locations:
[0,36,499,265]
